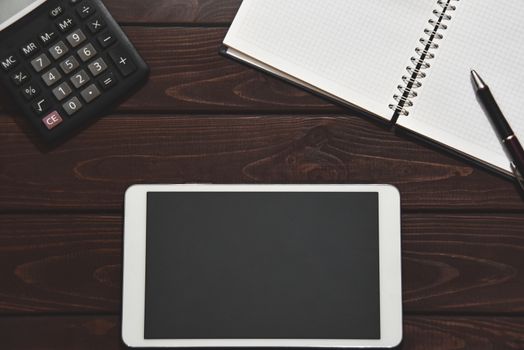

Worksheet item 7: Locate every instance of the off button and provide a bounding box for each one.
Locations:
[42,111,63,130]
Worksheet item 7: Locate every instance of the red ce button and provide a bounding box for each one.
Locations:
[42,111,63,130]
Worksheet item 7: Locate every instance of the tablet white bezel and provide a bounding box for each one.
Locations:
[122,184,402,348]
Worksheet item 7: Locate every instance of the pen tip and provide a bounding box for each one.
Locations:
[470,69,486,89]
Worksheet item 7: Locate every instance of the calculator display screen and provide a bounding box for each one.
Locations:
[0,0,46,31]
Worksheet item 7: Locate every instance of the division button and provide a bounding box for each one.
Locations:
[77,3,95,19]
[108,47,136,77]
[63,96,83,115]
[42,110,63,130]
[80,84,101,103]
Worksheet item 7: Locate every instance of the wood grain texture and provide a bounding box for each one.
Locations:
[105,0,241,24]
[0,27,337,114]
[1,115,523,211]
[0,315,523,350]
[1,214,522,314]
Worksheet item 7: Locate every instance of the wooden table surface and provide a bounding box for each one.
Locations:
[1,1,524,349]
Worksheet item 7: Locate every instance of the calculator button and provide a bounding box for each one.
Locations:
[88,57,107,77]
[56,16,76,33]
[1,54,18,71]
[49,4,64,18]
[21,84,41,100]
[109,47,136,77]
[42,111,64,130]
[38,29,58,47]
[42,68,62,86]
[52,82,73,101]
[99,71,117,90]
[59,56,80,74]
[10,70,30,86]
[77,3,95,19]
[49,41,69,60]
[97,32,116,48]
[87,17,105,34]
[31,53,52,73]
[63,97,83,115]
[80,84,100,103]
[32,98,50,115]
[20,41,40,58]
[70,69,90,88]
[66,29,87,48]
[77,43,97,62]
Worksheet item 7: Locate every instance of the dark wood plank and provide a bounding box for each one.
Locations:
[2,114,523,211]
[1,214,522,314]
[0,27,337,114]
[0,315,523,350]
[2,114,522,211]
[106,0,241,24]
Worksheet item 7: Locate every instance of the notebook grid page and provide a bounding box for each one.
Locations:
[224,0,436,120]
[400,0,524,172]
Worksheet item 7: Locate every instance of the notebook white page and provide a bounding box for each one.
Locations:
[223,0,437,120]
[398,0,524,174]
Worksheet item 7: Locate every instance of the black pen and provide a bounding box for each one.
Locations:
[471,69,524,191]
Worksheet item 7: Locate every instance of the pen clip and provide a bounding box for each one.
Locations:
[511,162,524,191]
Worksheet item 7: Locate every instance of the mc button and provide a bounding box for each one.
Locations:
[1,54,18,71]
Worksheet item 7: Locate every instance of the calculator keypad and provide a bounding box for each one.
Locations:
[0,0,148,141]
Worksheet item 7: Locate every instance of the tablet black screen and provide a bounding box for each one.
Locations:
[145,192,380,339]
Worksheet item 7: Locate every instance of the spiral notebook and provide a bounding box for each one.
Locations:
[222,0,524,176]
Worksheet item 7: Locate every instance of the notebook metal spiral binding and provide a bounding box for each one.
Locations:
[389,0,459,119]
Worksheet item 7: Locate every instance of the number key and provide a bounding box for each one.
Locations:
[42,68,62,86]
[63,97,83,116]
[66,29,86,48]
[52,82,73,101]
[59,56,80,74]
[49,41,68,60]
[31,53,51,72]
[77,43,97,62]
[88,58,107,77]
[70,69,90,88]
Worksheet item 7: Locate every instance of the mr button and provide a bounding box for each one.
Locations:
[42,111,64,130]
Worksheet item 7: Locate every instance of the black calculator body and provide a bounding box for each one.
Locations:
[0,0,149,142]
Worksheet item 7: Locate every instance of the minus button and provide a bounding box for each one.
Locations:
[97,32,116,48]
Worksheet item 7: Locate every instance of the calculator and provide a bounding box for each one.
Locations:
[0,0,149,142]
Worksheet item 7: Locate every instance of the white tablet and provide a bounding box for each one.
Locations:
[122,184,402,348]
